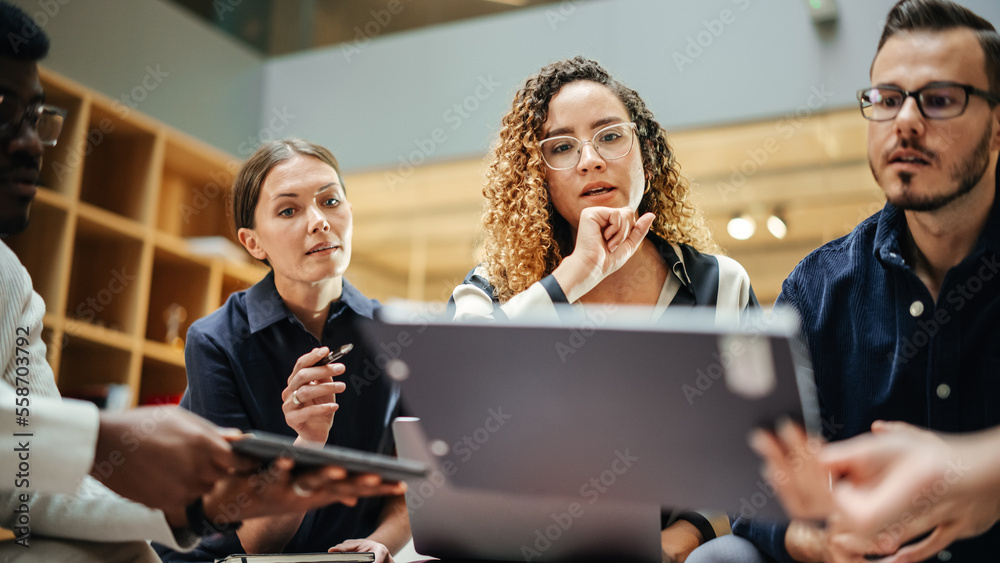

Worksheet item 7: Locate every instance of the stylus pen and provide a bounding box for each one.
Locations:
[314,343,354,366]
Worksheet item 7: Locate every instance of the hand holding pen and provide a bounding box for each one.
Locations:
[280,343,353,445]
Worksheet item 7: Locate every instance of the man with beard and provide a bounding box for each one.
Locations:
[692,1,1000,562]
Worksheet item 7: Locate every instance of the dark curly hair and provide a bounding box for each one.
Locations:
[479,56,718,302]
[877,0,1000,99]
[0,1,49,60]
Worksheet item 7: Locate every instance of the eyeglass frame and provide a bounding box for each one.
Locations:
[0,94,68,147]
[538,122,639,171]
[856,81,1000,122]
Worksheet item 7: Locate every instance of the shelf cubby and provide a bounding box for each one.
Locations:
[77,101,159,222]
[57,336,132,392]
[158,138,236,243]
[65,215,144,335]
[137,354,188,406]
[145,245,212,345]
[5,194,70,312]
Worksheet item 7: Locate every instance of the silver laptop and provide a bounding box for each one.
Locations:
[393,417,663,562]
[366,306,816,528]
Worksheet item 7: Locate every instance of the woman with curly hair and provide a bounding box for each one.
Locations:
[453,56,756,322]
[450,56,758,561]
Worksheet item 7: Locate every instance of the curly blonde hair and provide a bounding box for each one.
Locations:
[480,56,719,302]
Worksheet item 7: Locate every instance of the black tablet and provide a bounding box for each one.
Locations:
[231,430,428,483]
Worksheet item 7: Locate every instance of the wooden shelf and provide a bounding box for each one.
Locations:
[138,354,187,406]
[58,335,132,387]
[146,246,212,343]
[66,215,145,335]
[143,339,185,367]
[5,67,259,407]
[63,319,135,351]
[5,197,70,311]
[158,136,236,243]
[78,101,159,222]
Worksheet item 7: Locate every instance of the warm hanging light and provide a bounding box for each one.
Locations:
[727,213,756,241]
[767,210,788,239]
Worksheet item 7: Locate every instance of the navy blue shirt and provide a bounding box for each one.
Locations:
[733,182,1000,562]
[156,273,400,562]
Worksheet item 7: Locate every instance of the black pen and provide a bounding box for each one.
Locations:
[314,343,353,366]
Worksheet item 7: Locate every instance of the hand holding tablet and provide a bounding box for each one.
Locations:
[231,430,428,483]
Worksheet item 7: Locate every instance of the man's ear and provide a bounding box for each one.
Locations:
[238,227,268,261]
[990,105,1000,152]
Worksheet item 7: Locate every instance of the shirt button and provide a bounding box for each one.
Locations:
[936,384,951,399]
[938,550,952,561]
[909,300,925,317]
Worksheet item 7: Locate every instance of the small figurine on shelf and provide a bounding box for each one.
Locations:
[163,303,187,350]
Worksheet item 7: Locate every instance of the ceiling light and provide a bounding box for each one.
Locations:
[727,214,756,241]
[767,212,788,239]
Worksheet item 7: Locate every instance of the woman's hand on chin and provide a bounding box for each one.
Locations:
[281,346,346,445]
[552,206,655,302]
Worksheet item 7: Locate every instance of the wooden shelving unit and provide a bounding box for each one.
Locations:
[6,67,268,408]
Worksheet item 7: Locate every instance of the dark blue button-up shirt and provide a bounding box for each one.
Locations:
[156,273,400,562]
[734,182,1000,562]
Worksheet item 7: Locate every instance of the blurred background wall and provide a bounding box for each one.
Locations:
[16,0,1000,304]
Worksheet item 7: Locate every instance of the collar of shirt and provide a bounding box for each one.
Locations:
[244,271,376,335]
[873,180,1000,271]
[648,232,691,287]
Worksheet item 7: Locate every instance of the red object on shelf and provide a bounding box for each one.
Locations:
[142,393,184,405]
